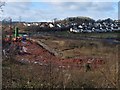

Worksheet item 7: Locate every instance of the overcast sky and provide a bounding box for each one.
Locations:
[1,0,119,22]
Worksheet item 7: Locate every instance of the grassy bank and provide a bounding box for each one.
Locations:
[2,34,119,88]
[34,31,119,40]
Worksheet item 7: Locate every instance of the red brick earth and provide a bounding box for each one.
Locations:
[15,40,105,70]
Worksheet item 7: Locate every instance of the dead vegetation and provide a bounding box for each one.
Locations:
[2,35,119,89]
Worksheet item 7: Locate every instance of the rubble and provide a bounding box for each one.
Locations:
[12,39,105,70]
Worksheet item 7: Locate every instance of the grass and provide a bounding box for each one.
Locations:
[37,35,118,59]
[2,56,118,88]
[48,31,119,39]
[2,59,118,88]
[2,32,119,88]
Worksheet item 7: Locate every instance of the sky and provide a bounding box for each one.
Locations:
[0,0,119,22]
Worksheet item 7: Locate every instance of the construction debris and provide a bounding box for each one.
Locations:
[13,39,105,70]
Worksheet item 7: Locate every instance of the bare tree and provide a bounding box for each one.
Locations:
[0,1,5,12]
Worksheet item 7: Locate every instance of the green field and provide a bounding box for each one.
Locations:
[54,31,119,39]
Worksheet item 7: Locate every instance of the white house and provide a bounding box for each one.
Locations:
[70,28,80,33]
[56,24,61,28]
[49,23,54,28]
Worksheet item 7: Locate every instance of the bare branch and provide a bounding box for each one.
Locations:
[0,1,5,12]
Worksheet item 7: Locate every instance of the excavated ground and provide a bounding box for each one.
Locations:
[15,40,105,70]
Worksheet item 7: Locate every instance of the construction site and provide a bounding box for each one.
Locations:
[2,17,119,89]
